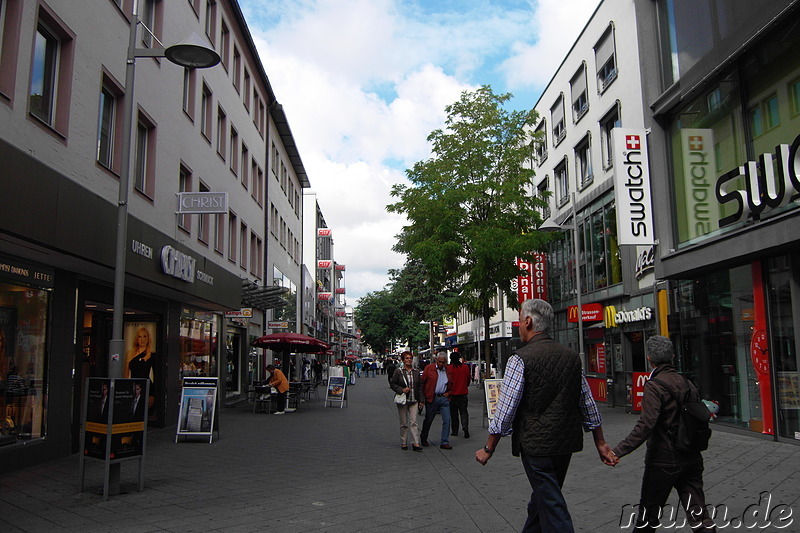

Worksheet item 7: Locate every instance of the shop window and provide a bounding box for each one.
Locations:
[179,310,218,379]
[0,281,50,443]
[29,8,75,135]
[599,102,620,169]
[594,25,617,93]
[570,63,588,123]
[550,95,566,146]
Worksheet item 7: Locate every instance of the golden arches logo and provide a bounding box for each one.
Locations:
[604,306,617,328]
[597,379,607,400]
[568,305,579,322]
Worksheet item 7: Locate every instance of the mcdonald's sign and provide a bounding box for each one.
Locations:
[567,303,603,323]
[587,377,607,402]
[604,306,617,328]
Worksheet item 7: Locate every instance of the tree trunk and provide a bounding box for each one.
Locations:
[483,301,492,380]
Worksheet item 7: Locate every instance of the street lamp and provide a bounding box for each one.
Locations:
[108,2,220,378]
[539,192,585,369]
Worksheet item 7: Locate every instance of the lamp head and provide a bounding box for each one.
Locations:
[165,33,220,69]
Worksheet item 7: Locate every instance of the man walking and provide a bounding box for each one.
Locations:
[475,298,615,532]
[449,351,471,438]
[611,336,716,532]
[420,351,454,449]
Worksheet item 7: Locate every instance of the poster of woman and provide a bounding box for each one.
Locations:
[123,322,157,418]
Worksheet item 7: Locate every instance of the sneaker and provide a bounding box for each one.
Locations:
[274,411,285,415]
[285,408,296,413]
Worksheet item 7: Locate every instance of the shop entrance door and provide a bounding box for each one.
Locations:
[225,330,243,397]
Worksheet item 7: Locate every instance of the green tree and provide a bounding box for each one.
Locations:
[353,290,396,354]
[387,86,550,376]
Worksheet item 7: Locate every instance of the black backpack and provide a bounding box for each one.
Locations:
[649,376,712,453]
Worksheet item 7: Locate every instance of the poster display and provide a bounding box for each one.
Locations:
[483,379,503,421]
[123,321,157,420]
[83,378,149,460]
[325,376,347,408]
[176,377,218,443]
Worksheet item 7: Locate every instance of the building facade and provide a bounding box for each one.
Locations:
[0,0,309,470]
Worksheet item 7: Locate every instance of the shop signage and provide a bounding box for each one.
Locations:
[176,192,228,214]
[567,303,603,323]
[335,310,346,317]
[317,260,332,269]
[515,253,548,304]
[317,229,332,237]
[196,270,214,285]
[605,306,653,327]
[587,377,607,403]
[635,245,655,279]
[478,322,513,340]
[131,239,153,259]
[335,264,346,271]
[160,246,196,283]
[268,321,289,328]
[681,129,720,239]
[596,344,606,374]
[612,129,655,245]
[632,372,649,412]
[335,288,345,294]
[317,292,333,301]
[0,253,55,288]
[224,309,252,318]
[716,133,800,227]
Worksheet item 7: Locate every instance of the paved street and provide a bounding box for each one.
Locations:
[2,374,800,532]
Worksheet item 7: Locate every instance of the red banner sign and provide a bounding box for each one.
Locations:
[586,377,607,403]
[567,303,603,323]
[317,229,332,237]
[335,288,345,294]
[317,260,332,269]
[317,292,333,301]
[596,343,606,374]
[335,264,345,271]
[632,372,649,412]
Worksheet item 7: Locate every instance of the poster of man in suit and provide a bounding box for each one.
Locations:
[83,378,148,460]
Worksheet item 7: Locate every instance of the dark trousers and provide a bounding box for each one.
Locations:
[636,461,716,532]
[275,391,287,412]
[449,394,468,433]
[520,452,574,533]
[420,395,451,445]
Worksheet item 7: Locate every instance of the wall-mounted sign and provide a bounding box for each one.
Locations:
[176,192,227,214]
[681,129,719,239]
[635,246,655,279]
[317,260,332,269]
[335,288,345,294]
[160,246,196,283]
[567,303,603,323]
[268,321,289,329]
[612,129,654,245]
[317,292,333,301]
[224,309,252,318]
[131,239,153,259]
[335,264,345,271]
[317,228,332,237]
[605,305,653,327]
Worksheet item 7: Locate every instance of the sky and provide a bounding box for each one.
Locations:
[238,0,601,304]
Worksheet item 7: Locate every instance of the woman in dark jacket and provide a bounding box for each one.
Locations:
[389,351,424,451]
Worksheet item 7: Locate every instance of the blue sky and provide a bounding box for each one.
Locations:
[238,0,601,303]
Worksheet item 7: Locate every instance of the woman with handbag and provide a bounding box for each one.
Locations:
[390,351,424,451]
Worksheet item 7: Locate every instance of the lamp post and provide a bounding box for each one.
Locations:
[539,192,585,369]
[108,2,220,378]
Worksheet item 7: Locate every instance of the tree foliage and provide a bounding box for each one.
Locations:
[387,86,551,367]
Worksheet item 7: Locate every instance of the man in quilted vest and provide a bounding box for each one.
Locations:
[475,298,616,532]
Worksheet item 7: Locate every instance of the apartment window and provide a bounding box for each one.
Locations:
[239,222,247,270]
[29,23,57,124]
[205,0,216,45]
[255,165,264,206]
[220,19,230,70]
[243,69,251,110]
[200,83,212,140]
[270,204,278,236]
[182,68,196,119]
[96,76,124,172]
[534,120,547,165]
[595,26,617,93]
[570,64,588,122]
[536,177,551,220]
[280,162,287,191]
[214,212,224,253]
[229,125,238,174]
[216,105,226,158]
[555,158,569,206]
[279,217,286,247]
[255,236,263,279]
[575,135,593,188]
[241,144,249,189]
[250,232,258,275]
[551,96,566,146]
[271,142,279,175]
[139,0,156,48]
[258,99,266,135]
[232,46,241,92]
[227,211,237,261]
[252,92,260,128]
[791,78,800,116]
[198,182,210,244]
[294,192,300,217]
[750,94,780,134]
[133,113,156,198]
[599,103,621,169]
[178,165,192,233]
[1,0,24,101]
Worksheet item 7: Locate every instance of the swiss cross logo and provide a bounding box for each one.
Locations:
[625,135,640,150]
[688,136,704,151]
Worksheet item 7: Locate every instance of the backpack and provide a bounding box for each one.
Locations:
[649,376,712,453]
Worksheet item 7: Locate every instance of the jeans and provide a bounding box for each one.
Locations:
[449,394,469,433]
[520,452,574,533]
[635,462,716,532]
[420,395,451,445]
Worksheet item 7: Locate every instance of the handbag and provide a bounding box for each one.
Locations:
[394,370,409,405]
